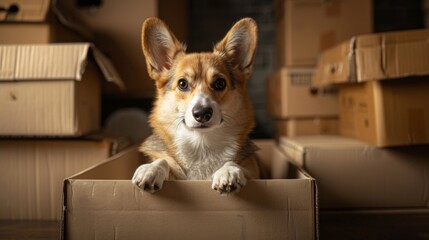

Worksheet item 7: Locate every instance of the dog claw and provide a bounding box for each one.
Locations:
[132,160,168,193]
[212,164,247,194]
[143,183,151,191]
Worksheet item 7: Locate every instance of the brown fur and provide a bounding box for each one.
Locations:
[138,17,259,183]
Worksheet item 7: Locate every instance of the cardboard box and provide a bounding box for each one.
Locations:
[55,0,188,98]
[267,68,338,118]
[0,43,123,136]
[0,0,83,44]
[274,0,372,67]
[275,135,429,209]
[313,29,429,86]
[62,144,318,240]
[253,139,275,178]
[275,118,338,138]
[0,134,130,220]
[0,0,49,22]
[339,76,429,147]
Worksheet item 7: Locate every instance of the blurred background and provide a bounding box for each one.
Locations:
[53,0,428,139]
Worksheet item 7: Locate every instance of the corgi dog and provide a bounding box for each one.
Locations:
[132,17,260,194]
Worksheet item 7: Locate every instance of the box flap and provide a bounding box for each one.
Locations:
[0,43,124,88]
[90,45,125,90]
[0,0,49,22]
[312,38,356,86]
[67,144,143,180]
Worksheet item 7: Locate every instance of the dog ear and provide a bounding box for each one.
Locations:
[141,17,185,82]
[214,18,257,80]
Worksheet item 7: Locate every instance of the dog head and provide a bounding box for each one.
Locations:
[141,17,257,138]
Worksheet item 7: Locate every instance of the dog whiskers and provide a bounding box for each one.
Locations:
[168,113,185,131]
[222,113,237,125]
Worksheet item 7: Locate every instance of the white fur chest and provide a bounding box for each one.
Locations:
[173,127,239,180]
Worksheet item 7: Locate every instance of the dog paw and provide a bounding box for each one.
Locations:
[212,163,247,194]
[132,159,168,193]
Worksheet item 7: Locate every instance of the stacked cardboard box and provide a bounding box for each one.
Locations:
[268,0,373,138]
[267,68,339,138]
[0,0,82,44]
[271,29,429,210]
[313,29,429,147]
[0,0,130,220]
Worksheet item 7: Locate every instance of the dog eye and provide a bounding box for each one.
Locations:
[178,79,189,91]
[213,78,226,91]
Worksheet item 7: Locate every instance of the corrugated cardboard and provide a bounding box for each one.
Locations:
[313,29,429,86]
[267,68,338,118]
[0,43,122,136]
[339,76,429,147]
[276,135,429,209]
[55,0,188,98]
[0,134,130,220]
[274,0,372,67]
[0,0,83,44]
[275,117,338,138]
[62,144,318,240]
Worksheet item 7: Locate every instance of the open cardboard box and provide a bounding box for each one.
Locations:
[62,142,318,240]
[0,43,123,136]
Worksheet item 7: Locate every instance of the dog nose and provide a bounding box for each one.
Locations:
[192,106,213,123]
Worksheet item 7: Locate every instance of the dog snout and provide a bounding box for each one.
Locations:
[192,105,213,123]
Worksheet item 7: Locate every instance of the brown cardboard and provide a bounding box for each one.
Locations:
[55,0,188,98]
[0,0,49,22]
[0,134,130,220]
[275,118,339,138]
[0,43,121,136]
[0,0,84,44]
[339,76,429,147]
[313,29,429,86]
[62,144,318,240]
[274,0,372,67]
[276,135,429,209]
[267,68,338,118]
[253,139,275,178]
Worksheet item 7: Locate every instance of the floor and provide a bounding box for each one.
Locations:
[320,212,429,240]
[1,212,429,240]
